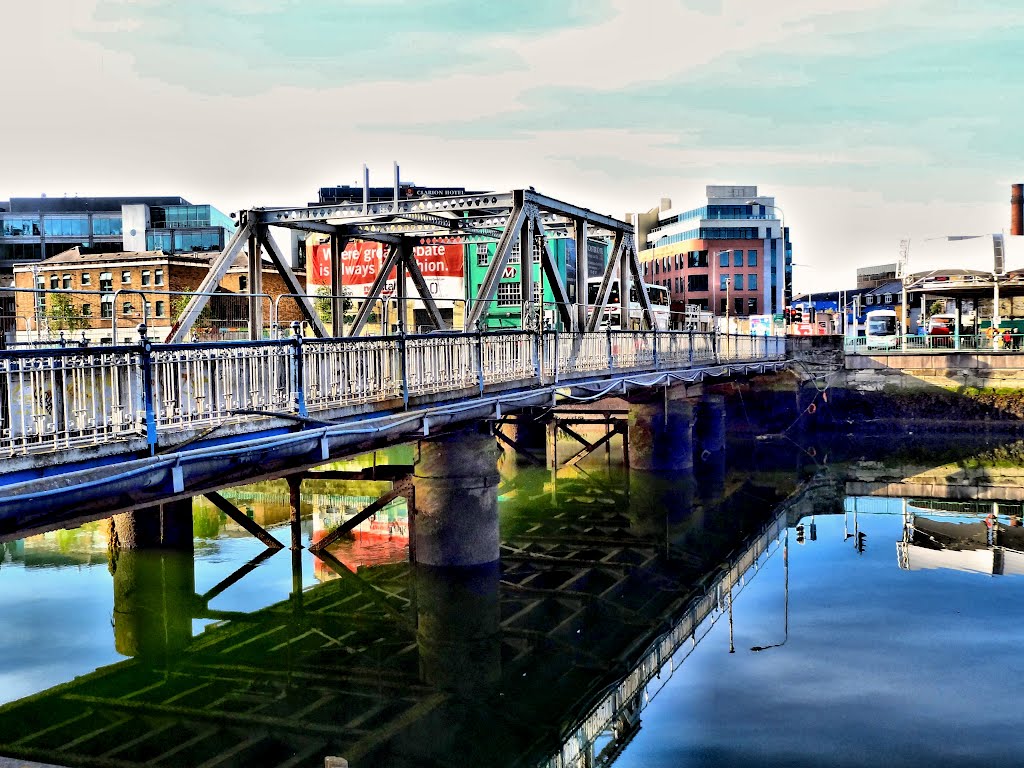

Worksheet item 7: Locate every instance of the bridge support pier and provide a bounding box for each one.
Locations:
[411,428,501,567]
[110,499,194,551]
[626,398,695,471]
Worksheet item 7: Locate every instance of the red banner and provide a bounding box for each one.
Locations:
[308,240,463,289]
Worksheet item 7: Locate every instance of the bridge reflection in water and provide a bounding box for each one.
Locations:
[0,438,803,768]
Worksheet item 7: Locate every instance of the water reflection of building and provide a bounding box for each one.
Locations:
[311,493,409,579]
[897,500,1024,575]
[0,522,108,568]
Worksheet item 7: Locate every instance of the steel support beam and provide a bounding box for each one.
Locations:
[626,234,654,329]
[533,214,574,330]
[348,245,402,336]
[574,218,589,332]
[166,222,250,343]
[520,214,535,328]
[247,227,264,340]
[586,231,622,332]
[204,491,284,549]
[402,240,448,331]
[258,227,328,338]
[330,233,346,337]
[466,200,527,330]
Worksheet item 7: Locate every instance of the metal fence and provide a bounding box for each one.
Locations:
[843,333,1024,354]
[0,328,785,460]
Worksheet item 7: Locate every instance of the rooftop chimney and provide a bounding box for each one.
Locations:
[1012,183,1023,236]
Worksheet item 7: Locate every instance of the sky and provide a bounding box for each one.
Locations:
[2,0,1022,293]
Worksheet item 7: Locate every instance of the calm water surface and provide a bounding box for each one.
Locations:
[1,438,1022,767]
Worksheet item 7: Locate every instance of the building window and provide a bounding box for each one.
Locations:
[720,298,728,313]
[734,274,743,291]
[733,250,743,267]
[123,302,134,315]
[155,269,164,286]
[747,298,758,314]
[688,250,708,268]
[507,240,521,265]
[49,275,58,290]
[62,274,71,289]
[719,251,729,268]
[81,304,92,317]
[121,270,131,284]
[748,250,758,267]
[1,217,41,237]
[99,272,113,292]
[735,297,744,315]
[720,274,729,291]
[749,273,758,290]
[866,295,874,305]
[43,215,89,238]
[688,274,709,292]
[100,297,113,319]
[884,293,893,304]
[239,275,248,292]
[155,301,165,317]
[496,281,522,306]
[81,272,91,286]
[476,243,489,267]
[141,270,151,286]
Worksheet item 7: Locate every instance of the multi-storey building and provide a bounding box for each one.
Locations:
[11,247,304,344]
[634,185,791,319]
[0,196,235,275]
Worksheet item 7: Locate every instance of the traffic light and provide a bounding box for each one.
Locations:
[783,307,792,324]
[793,306,804,323]
[856,531,867,554]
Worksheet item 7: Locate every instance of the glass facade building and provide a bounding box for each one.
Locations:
[638,185,792,318]
[0,196,232,273]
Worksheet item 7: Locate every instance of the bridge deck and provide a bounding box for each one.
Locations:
[0,330,785,534]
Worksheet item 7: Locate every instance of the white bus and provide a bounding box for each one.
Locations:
[865,309,899,349]
[587,278,671,330]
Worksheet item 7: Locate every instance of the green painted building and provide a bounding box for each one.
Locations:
[466,237,609,329]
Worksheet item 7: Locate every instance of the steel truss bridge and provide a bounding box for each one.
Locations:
[170,188,659,342]
[0,187,788,532]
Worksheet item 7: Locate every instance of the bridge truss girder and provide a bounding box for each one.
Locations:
[168,188,655,341]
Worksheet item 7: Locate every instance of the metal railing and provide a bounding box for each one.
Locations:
[0,327,785,460]
[844,333,1024,354]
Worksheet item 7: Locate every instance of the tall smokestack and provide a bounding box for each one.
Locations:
[1012,183,1023,236]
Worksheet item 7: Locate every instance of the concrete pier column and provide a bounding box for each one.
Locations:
[414,561,501,695]
[111,499,194,550]
[626,399,695,471]
[412,428,501,567]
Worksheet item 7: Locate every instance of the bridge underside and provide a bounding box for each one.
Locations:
[0,358,785,541]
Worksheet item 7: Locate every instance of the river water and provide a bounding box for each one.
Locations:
[1,435,1023,767]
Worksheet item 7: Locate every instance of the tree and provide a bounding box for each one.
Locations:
[45,293,88,331]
